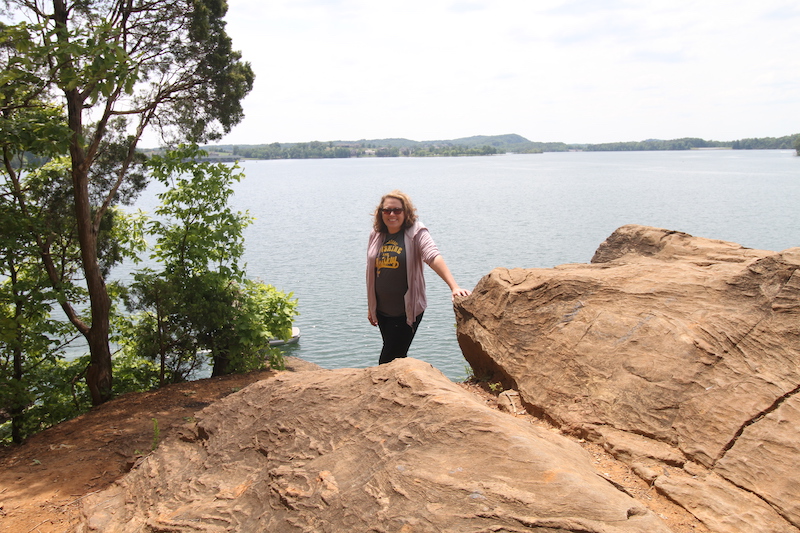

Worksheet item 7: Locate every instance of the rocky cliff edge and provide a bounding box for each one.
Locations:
[78,357,672,532]
[455,224,800,533]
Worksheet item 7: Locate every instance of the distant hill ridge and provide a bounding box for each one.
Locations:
[344,133,532,148]
[196,133,799,160]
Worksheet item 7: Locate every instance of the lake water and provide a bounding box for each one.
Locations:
[126,149,799,380]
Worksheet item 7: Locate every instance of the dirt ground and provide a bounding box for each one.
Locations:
[1,366,707,533]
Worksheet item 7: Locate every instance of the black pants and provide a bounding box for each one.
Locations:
[377,312,424,365]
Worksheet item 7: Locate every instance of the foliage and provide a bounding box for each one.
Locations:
[443,133,531,148]
[579,138,729,151]
[0,354,80,445]
[407,144,499,157]
[1,0,254,405]
[207,135,559,158]
[488,382,504,393]
[0,241,156,445]
[0,131,146,440]
[215,141,501,159]
[268,350,287,371]
[0,46,75,443]
[731,134,800,150]
[461,365,476,382]
[1,1,266,441]
[0,273,71,443]
[148,146,249,280]
[208,133,800,160]
[120,145,298,383]
[233,141,352,160]
[0,349,160,445]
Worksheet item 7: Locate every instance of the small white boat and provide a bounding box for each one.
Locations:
[269,326,300,346]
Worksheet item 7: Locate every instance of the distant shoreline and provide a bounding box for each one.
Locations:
[140,132,800,160]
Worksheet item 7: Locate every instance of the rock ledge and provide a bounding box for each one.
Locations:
[78,358,670,532]
[455,224,800,533]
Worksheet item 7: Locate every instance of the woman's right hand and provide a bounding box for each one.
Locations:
[368,311,378,327]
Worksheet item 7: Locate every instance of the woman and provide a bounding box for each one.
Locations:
[366,190,471,364]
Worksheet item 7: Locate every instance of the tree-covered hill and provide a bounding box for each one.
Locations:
[197,133,799,160]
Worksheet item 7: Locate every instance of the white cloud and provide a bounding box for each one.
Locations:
[199,0,800,146]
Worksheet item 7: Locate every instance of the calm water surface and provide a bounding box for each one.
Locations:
[128,150,799,380]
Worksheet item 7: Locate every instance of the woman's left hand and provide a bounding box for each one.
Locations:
[451,286,472,300]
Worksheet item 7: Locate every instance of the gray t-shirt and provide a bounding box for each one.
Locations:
[375,231,408,317]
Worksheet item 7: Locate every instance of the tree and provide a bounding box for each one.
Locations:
[0,100,145,442]
[1,27,75,442]
[1,0,254,404]
[0,164,71,443]
[121,145,298,383]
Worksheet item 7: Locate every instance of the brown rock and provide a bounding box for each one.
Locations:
[584,425,685,467]
[78,358,670,532]
[655,471,794,533]
[714,392,800,526]
[455,224,800,532]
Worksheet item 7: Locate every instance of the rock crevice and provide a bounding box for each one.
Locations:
[716,382,800,465]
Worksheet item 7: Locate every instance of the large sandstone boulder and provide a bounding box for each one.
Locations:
[78,358,670,532]
[455,224,800,533]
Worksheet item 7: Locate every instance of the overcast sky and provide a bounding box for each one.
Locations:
[210,0,799,145]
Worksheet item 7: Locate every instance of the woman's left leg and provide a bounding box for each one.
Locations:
[377,312,424,365]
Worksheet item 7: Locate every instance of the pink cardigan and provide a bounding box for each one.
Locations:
[366,221,441,326]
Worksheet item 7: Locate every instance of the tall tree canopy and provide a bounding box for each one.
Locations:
[1,0,254,404]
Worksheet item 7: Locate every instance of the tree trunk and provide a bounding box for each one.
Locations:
[53,0,114,405]
[12,284,24,444]
[85,320,114,404]
[71,143,115,405]
[211,351,230,377]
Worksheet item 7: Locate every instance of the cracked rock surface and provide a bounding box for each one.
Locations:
[455,224,800,533]
[77,358,671,532]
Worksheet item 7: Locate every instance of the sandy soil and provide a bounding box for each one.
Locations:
[1,366,707,533]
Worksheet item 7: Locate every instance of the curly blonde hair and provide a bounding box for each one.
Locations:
[372,190,418,232]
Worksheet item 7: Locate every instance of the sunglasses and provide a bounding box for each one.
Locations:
[381,208,404,215]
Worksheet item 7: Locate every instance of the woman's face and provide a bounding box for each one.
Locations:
[381,197,405,234]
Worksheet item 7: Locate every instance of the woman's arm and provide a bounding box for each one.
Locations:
[366,230,382,326]
[429,255,472,299]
